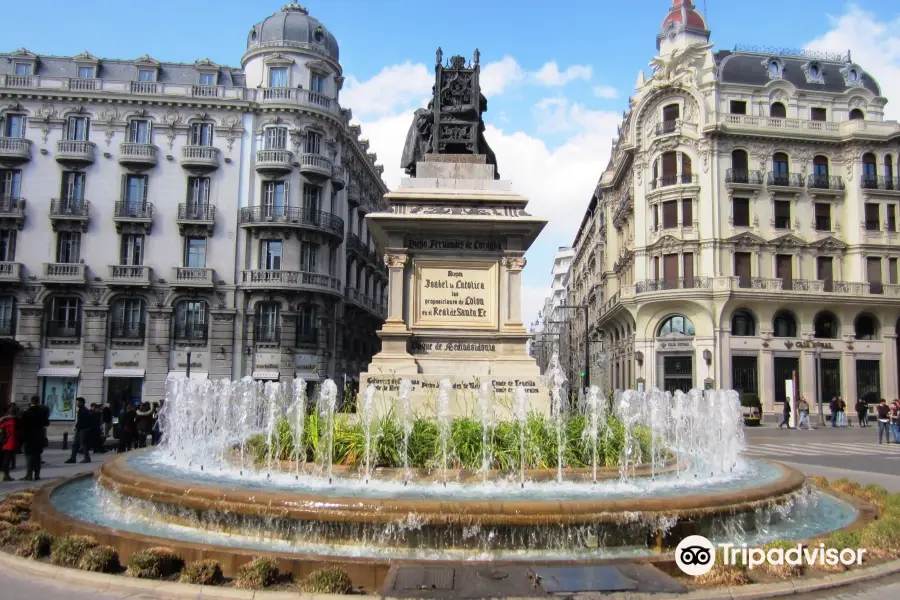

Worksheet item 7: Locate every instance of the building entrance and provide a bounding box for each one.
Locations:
[662,355,693,393]
[774,356,799,404]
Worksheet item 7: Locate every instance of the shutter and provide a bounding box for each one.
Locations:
[682,253,694,284]
[141,176,148,207]
[663,254,678,285]
[120,174,127,203]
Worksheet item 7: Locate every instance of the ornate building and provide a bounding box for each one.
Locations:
[568,0,900,412]
[0,3,387,419]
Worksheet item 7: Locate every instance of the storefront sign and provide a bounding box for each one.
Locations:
[175,362,203,368]
[791,341,833,350]
[406,238,504,251]
[48,359,75,366]
[255,363,279,370]
[42,349,82,369]
[113,361,140,368]
[413,260,498,329]
[366,376,542,396]
[657,340,693,350]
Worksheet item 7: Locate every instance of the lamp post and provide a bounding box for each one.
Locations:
[185,346,193,379]
[814,344,824,426]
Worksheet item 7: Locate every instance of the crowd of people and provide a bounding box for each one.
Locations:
[777,394,900,443]
[0,397,163,481]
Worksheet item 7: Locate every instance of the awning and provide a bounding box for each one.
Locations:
[252,370,280,380]
[167,371,209,381]
[103,368,145,378]
[295,372,323,381]
[37,367,81,378]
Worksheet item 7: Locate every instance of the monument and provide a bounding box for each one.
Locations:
[362,49,549,416]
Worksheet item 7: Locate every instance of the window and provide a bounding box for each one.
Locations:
[186,177,210,211]
[138,69,155,82]
[264,127,288,150]
[175,300,207,341]
[184,238,207,268]
[862,153,877,188]
[888,204,897,232]
[262,181,288,217]
[122,174,148,212]
[855,314,878,340]
[662,103,679,131]
[662,253,678,287]
[298,305,317,338]
[300,241,318,272]
[662,200,677,228]
[817,256,834,291]
[310,73,326,94]
[890,258,898,285]
[0,296,13,334]
[814,312,839,339]
[128,119,151,144]
[112,298,144,339]
[849,108,865,120]
[14,63,32,76]
[729,100,747,115]
[815,202,831,231]
[770,102,787,118]
[857,360,881,403]
[56,232,81,263]
[776,254,793,289]
[867,256,883,294]
[865,203,880,231]
[809,64,820,78]
[120,234,144,266]
[772,152,789,185]
[0,230,14,261]
[812,155,829,185]
[730,149,749,183]
[885,156,895,190]
[733,198,750,227]
[652,206,659,231]
[65,116,90,141]
[731,356,759,395]
[48,297,80,338]
[774,200,791,229]
[305,131,321,154]
[652,256,659,280]
[269,67,288,88]
[769,61,781,77]
[60,172,85,210]
[261,240,282,270]
[3,114,26,138]
[810,107,827,122]
[303,185,321,215]
[681,199,693,226]
[657,315,695,336]
[198,72,216,86]
[0,169,22,200]
[77,66,94,79]
[682,252,693,284]
[734,252,752,288]
[190,122,214,146]
[773,311,797,338]
[256,303,280,342]
[681,154,692,182]
[731,310,756,336]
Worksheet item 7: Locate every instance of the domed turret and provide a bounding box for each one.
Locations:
[657,0,710,53]
[246,2,339,61]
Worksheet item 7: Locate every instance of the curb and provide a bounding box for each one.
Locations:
[1,550,899,600]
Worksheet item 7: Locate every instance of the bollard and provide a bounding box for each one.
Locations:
[62,431,68,450]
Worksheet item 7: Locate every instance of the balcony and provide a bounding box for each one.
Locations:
[714,114,900,140]
[254,324,281,345]
[296,328,318,346]
[49,199,91,232]
[130,81,159,95]
[238,206,344,241]
[46,320,81,340]
[173,323,209,343]
[241,270,342,297]
[297,152,333,180]
[860,175,900,196]
[346,232,370,260]
[176,203,216,236]
[118,143,159,168]
[55,140,96,165]
[0,73,249,101]
[180,145,220,170]
[725,168,764,189]
[807,174,845,196]
[0,137,32,162]
[109,320,146,341]
[257,87,337,114]
[171,267,215,288]
[113,201,153,233]
[634,278,712,294]
[329,165,346,191]
[344,286,386,318]
[107,265,151,286]
[0,262,23,284]
[0,318,14,338]
[41,263,86,284]
[255,149,294,174]
[650,173,698,190]
[0,196,26,230]
[766,172,804,189]
[347,181,361,206]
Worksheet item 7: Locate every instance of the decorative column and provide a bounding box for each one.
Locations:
[13,303,44,404]
[146,308,172,398]
[502,255,527,330]
[883,334,898,399]
[81,306,109,405]
[209,309,236,381]
[383,252,408,329]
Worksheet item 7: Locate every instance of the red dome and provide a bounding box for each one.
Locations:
[662,0,707,30]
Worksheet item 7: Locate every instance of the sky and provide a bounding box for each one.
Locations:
[8,1,900,325]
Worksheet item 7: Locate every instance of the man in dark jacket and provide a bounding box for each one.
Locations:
[20,396,50,480]
[64,397,91,464]
[118,404,137,453]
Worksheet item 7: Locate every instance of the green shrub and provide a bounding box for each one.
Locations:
[235,556,279,589]
[881,493,900,519]
[300,566,353,594]
[51,535,99,567]
[0,523,28,548]
[758,540,803,578]
[16,530,52,559]
[740,393,760,408]
[825,530,861,550]
[126,546,184,579]
[78,545,121,573]
[180,559,224,585]
[859,517,900,558]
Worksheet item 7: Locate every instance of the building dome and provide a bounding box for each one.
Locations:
[662,0,707,30]
[246,3,339,61]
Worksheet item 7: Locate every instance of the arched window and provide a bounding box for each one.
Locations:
[862,152,878,188]
[769,61,781,77]
[772,310,797,338]
[657,315,695,336]
[770,102,787,118]
[813,312,840,339]
[731,310,756,337]
[730,149,749,183]
[681,154,693,182]
[811,155,829,188]
[885,155,894,186]
[661,103,679,133]
[255,302,280,343]
[660,151,677,185]
[263,126,288,150]
[849,108,865,120]
[771,152,790,186]
[111,298,145,340]
[174,300,208,342]
[854,314,878,340]
[46,297,82,340]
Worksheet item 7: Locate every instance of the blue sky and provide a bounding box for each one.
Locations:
[7,1,900,323]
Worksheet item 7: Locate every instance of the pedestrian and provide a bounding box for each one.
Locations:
[797,395,812,430]
[150,402,161,446]
[0,407,18,481]
[779,399,793,429]
[101,404,112,439]
[118,403,136,453]
[856,399,869,428]
[9,404,20,470]
[836,397,847,427]
[876,399,892,444]
[829,397,838,427]
[135,402,153,448]
[891,400,900,444]
[64,397,91,464]
[20,396,49,481]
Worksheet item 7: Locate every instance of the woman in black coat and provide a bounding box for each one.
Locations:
[20,396,49,481]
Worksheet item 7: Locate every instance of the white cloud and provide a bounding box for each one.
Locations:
[593,85,619,99]
[805,5,900,119]
[480,56,525,97]
[341,62,432,118]
[531,61,593,86]
[520,283,551,331]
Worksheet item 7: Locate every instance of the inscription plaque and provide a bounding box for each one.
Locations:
[413,260,498,329]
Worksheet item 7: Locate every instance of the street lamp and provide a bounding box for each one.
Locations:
[185,346,193,379]
[814,344,824,426]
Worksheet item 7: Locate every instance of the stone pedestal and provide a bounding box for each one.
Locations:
[362,155,548,417]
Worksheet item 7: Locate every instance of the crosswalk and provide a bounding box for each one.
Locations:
[744,441,900,458]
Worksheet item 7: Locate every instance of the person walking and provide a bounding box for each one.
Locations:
[779,399,793,429]
[856,399,869,427]
[20,396,49,481]
[118,403,136,453]
[891,400,900,444]
[797,395,813,430]
[135,402,153,448]
[876,399,892,444]
[836,397,847,427]
[829,397,839,427]
[64,397,91,464]
[0,407,18,481]
[101,404,112,439]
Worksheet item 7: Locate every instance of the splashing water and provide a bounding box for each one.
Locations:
[582,385,605,483]
[319,380,338,483]
[478,381,494,483]
[543,352,568,483]
[290,379,307,476]
[398,379,413,484]
[514,385,529,488]
[361,385,377,484]
[437,379,453,485]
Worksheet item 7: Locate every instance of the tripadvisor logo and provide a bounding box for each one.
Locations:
[675,535,867,577]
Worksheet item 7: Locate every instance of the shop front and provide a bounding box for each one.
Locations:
[252,350,282,382]
[104,350,148,418]
[168,348,209,382]
[37,349,82,421]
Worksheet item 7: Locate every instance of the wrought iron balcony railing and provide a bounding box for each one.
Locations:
[725,168,764,185]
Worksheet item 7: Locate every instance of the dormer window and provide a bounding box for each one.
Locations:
[803,61,825,84]
[198,72,216,86]
[809,64,819,77]
[313,26,325,43]
[769,61,779,76]
[849,69,858,82]
[138,69,155,82]
[765,58,784,80]
[841,63,864,88]
[14,63,32,76]
[77,66,95,79]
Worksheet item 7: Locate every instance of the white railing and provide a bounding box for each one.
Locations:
[119,143,158,160]
[0,137,31,156]
[173,267,214,285]
[298,152,333,172]
[181,145,219,163]
[191,85,220,98]
[69,78,100,91]
[256,149,293,165]
[6,75,33,88]
[721,114,900,137]
[109,265,149,281]
[56,139,95,158]
[130,81,159,95]
[43,263,86,279]
[0,262,22,279]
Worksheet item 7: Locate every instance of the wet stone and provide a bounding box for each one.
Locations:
[534,563,688,594]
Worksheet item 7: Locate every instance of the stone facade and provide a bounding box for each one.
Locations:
[563,0,900,413]
[0,4,387,417]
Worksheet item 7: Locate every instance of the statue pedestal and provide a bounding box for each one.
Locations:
[362,155,549,419]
